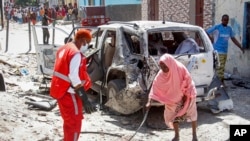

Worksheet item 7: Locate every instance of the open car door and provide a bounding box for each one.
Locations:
[32,25,98,76]
[32,25,70,76]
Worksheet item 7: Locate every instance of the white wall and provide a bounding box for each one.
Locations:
[214,0,250,77]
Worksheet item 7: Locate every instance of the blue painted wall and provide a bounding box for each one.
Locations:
[78,0,87,6]
[230,18,241,36]
[105,0,141,5]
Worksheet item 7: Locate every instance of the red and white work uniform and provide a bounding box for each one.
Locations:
[50,42,91,141]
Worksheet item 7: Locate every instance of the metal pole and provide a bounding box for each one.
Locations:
[52,7,56,46]
[0,0,4,30]
[72,19,75,28]
[72,19,75,36]
[4,17,9,53]
[52,20,55,45]
[27,9,32,53]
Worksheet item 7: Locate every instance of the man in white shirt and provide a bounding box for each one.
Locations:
[50,29,96,141]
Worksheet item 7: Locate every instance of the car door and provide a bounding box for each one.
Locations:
[32,25,98,76]
[32,25,70,76]
[85,28,105,83]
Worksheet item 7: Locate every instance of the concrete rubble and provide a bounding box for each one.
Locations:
[0,52,56,111]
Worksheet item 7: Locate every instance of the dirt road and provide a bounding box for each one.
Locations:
[0,53,250,141]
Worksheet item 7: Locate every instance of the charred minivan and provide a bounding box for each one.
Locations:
[32,21,233,115]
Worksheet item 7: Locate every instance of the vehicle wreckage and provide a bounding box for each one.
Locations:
[32,20,233,114]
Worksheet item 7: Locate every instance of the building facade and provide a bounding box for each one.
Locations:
[78,0,141,7]
[78,0,141,21]
[142,0,250,78]
[141,0,213,29]
[213,0,250,77]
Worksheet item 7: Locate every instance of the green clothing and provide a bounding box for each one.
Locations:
[216,54,227,81]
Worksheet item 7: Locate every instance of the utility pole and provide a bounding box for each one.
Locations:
[0,0,4,30]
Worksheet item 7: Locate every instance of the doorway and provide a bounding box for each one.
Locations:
[195,0,204,27]
[244,2,250,48]
[149,0,159,20]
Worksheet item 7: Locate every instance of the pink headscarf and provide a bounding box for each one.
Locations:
[149,54,196,105]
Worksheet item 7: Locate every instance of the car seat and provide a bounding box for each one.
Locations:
[104,37,115,68]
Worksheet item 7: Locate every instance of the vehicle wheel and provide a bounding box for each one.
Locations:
[107,79,126,98]
[106,79,126,114]
[0,73,6,91]
[106,79,142,115]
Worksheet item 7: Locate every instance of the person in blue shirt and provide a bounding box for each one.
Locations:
[206,14,244,83]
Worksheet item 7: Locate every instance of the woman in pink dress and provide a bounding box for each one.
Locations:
[146,54,198,141]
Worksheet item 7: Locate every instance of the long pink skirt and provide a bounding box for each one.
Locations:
[164,98,197,129]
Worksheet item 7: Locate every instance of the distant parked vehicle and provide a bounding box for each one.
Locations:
[81,17,110,27]
[81,6,110,26]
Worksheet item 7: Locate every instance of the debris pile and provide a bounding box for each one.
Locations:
[0,53,56,111]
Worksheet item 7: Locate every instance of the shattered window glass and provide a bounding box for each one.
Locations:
[124,32,141,54]
[148,30,206,55]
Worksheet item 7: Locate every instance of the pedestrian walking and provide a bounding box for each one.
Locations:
[30,11,36,25]
[42,9,50,44]
[206,14,244,84]
[146,54,198,141]
[50,29,96,141]
[39,7,45,18]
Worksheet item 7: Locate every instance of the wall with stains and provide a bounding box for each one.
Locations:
[212,0,250,77]
[159,0,190,23]
[141,0,149,20]
[141,0,213,29]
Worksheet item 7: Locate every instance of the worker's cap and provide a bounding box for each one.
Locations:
[74,29,92,43]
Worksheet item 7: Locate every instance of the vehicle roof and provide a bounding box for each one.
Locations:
[99,20,202,31]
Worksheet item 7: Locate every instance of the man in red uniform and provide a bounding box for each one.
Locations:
[50,29,96,141]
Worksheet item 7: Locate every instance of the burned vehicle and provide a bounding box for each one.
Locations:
[32,21,233,115]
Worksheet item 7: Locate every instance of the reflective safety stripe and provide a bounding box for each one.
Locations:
[53,71,86,86]
[73,132,78,141]
[70,93,79,115]
[71,94,79,141]
[53,71,71,83]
